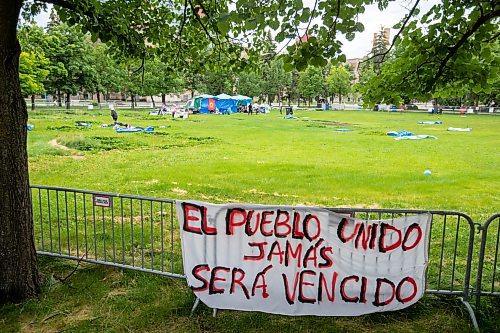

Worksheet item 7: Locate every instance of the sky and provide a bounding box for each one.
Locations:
[33,0,439,59]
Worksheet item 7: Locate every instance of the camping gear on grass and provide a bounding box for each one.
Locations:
[395,135,437,140]
[386,130,414,137]
[417,121,442,125]
[115,126,154,133]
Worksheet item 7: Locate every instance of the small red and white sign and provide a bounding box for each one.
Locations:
[93,195,112,208]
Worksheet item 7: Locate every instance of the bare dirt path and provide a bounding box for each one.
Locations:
[48,139,86,160]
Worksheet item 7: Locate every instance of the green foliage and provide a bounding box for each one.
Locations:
[236,71,262,98]
[59,135,141,151]
[326,64,352,102]
[357,1,499,104]
[261,58,292,102]
[18,0,498,104]
[298,66,324,104]
[19,51,49,96]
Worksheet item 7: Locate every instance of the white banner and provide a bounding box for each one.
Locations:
[177,201,431,316]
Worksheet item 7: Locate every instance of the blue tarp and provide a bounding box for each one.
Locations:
[116,126,154,133]
[231,95,252,106]
[199,98,211,114]
[198,96,237,113]
[417,121,443,124]
[386,130,414,137]
[215,98,238,113]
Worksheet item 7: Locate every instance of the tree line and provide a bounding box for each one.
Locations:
[19,20,356,108]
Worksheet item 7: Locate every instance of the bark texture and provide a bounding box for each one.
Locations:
[0,0,40,303]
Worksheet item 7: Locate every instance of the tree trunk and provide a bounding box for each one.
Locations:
[30,94,35,111]
[65,92,71,109]
[57,89,62,107]
[339,93,342,103]
[0,0,40,303]
[96,91,101,104]
[131,95,135,109]
[150,95,155,108]
[161,93,165,104]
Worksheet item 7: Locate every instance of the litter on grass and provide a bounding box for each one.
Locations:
[417,121,442,125]
[76,122,92,127]
[395,135,437,140]
[115,125,154,133]
[387,130,436,140]
[448,127,472,132]
[27,124,33,131]
[386,130,414,137]
[335,128,352,132]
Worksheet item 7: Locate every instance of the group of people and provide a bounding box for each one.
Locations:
[238,102,272,114]
[237,103,257,114]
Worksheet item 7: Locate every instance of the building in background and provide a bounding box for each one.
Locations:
[373,27,390,52]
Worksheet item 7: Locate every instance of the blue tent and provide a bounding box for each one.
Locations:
[196,94,250,114]
[231,95,252,106]
[214,94,238,114]
[195,94,215,114]
[199,98,211,114]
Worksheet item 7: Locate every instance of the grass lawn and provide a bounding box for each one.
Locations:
[1,108,499,332]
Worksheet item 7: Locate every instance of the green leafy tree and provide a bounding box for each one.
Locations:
[326,65,352,103]
[298,66,324,106]
[142,57,183,106]
[18,24,51,109]
[358,1,499,105]
[18,51,49,109]
[236,71,262,98]
[286,69,300,105]
[44,22,96,108]
[262,58,292,103]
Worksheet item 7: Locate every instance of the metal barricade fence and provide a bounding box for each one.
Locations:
[30,185,498,324]
[476,213,500,306]
[31,185,183,278]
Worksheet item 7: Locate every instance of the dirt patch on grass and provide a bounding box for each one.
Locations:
[172,188,188,195]
[48,139,85,160]
[336,203,381,209]
[64,306,94,326]
[48,139,72,151]
[246,189,299,198]
[304,120,355,126]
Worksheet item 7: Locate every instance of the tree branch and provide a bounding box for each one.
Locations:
[188,0,216,47]
[175,0,189,61]
[304,0,319,37]
[325,0,341,42]
[432,8,500,84]
[38,0,145,55]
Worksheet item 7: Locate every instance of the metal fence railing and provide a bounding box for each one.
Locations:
[476,213,500,306]
[31,185,183,278]
[30,185,499,328]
